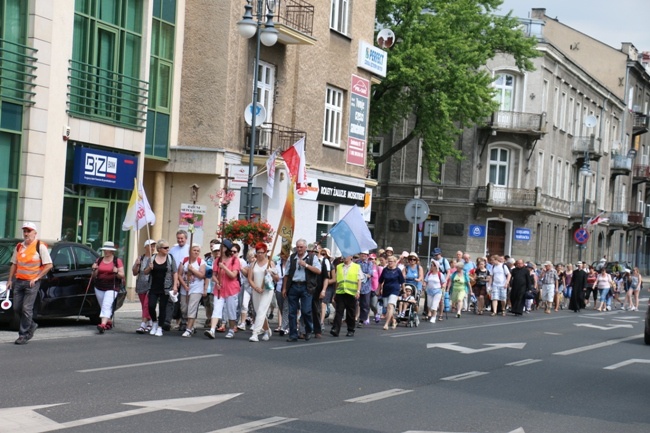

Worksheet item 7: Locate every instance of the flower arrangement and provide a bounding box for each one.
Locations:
[181,212,203,234]
[210,188,236,208]
[218,219,275,246]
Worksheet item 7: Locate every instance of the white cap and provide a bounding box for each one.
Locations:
[144,239,156,247]
[211,243,222,252]
[22,222,37,232]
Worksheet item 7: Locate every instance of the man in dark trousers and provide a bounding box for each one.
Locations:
[509,259,533,316]
[7,222,53,344]
[569,261,587,312]
[331,254,362,337]
[282,239,321,342]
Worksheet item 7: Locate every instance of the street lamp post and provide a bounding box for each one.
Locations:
[237,0,278,221]
[578,147,594,262]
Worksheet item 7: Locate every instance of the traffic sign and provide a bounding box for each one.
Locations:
[574,228,589,244]
[468,225,485,238]
[404,199,429,224]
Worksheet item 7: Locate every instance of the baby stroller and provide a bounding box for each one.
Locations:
[395,283,420,327]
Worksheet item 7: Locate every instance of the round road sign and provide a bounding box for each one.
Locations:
[574,228,589,244]
[404,199,429,225]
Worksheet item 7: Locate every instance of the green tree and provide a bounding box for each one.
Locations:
[371,0,539,179]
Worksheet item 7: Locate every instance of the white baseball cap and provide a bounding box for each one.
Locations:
[22,222,38,232]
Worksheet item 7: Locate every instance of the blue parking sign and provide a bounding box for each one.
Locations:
[469,225,486,238]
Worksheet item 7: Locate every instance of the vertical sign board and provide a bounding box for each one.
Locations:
[346,75,370,166]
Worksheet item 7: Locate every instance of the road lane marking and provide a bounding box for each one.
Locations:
[345,389,413,403]
[427,342,525,354]
[574,323,633,330]
[603,358,650,370]
[208,416,297,432]
[440,371,488,381]
[544,332,561,335]
[271,339,353,350]
[553,334,642,356]
[0,395,240,432]
[77,354,222,372]
[403,428,525,433]
[506,359,542,367]
[612,318,639,323]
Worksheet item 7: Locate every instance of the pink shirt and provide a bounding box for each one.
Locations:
[215,256,241,297]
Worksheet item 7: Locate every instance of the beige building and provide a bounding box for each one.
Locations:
[372,8,650,269]
[2,0,382,289]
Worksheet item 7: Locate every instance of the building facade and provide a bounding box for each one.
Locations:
[2,0,381,291]
[372,8,650,269]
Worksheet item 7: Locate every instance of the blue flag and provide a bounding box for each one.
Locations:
[329,205,377,257]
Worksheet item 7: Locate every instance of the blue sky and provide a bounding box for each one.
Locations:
[498,0,650,52]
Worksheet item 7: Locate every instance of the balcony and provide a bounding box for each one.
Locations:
[0,39,38,105]
[610,154,633,177]
[67,59,148,130]
[628,211,643,225]
[482,111,546,137]
[476,184,539,209]
[633,164,650,182]
[266,0,316,45]
[569,200,596,219]
[244,122,306,155]
[633,112,648,135]
[608,211,628,226]
[571,135,603,161]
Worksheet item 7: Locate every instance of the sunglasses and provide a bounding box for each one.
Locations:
[409,258,417,261]
[160,246,169,250]
[320,252,327,255]
[22,229,33,233]
[256,251,266,254]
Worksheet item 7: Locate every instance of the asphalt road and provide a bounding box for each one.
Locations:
[1,300,649,433]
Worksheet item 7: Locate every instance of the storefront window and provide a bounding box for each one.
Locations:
[316,204,335,250]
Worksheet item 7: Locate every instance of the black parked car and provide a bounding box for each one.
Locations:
[0,239,125,329]
[590,261,633,274]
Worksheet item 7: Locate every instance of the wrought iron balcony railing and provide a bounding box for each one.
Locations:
[633,113,648,135]
[476,184,538,208]
[633,164,650,179]
[0,39,38,105]
[628,211,643,225]
[244,122,306,155]
[67,60,148,129]
[484,110,546,134]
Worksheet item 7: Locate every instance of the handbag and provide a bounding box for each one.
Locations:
[264,271,275,291]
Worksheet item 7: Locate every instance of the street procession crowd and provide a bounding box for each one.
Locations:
[8,224,647,345]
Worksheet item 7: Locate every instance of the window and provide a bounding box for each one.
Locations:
[330,0,349,35]
[369,139,382,180]
[73,246,97,270]
[316,204,335,250]
[494,74,515,111]
[559,92,567,130]
[146,0,177,158]
[548,155,554,194]
[70,0,146,129]
[256,61,276,125]
[553,87,559,126]
[323,86,344,146]
[489,148,509,186]
[574,102,582,136]
[555,158,562,198]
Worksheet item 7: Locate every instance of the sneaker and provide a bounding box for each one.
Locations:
[262,330,271,341]
[237,322,247,331]
[430,316,436,323]
[149,323,159,335]
[155,327,163,337]
[136,321,147,334]
[606,305,611,311]
[249,333,259,342]
[14,336,28,345]
[363,319,370,325]
[204,329,215,339]
[375,314,381,323]
[182,329,192,338]
[225,329,235,339]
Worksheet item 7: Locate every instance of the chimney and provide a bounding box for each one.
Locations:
[531,8,546,19]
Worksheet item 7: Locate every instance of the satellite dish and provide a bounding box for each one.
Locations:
[244,102,267,127]
[584,115,597,128]
[377,29,395,49]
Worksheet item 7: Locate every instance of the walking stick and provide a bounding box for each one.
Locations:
[76,273,94,321]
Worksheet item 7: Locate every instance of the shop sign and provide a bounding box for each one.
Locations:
[357,40,387,77]
[316,179,365,206]
[346,75,370,167]
[73,146,138,191]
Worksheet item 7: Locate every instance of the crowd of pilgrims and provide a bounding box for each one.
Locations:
[118,233,645,340]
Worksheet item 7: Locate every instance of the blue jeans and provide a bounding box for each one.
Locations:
[12,279,39,337]
[288,282,312,339]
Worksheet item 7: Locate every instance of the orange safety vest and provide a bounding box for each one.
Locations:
[15,241,45,280]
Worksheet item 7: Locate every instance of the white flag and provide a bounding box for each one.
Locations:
[265,149,280,198]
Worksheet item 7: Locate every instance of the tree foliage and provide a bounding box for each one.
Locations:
[371,0,540,180]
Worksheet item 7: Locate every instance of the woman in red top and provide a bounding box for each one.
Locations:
[91,241,125,334]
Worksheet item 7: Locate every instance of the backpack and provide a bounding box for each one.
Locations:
[95,255,125,293]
